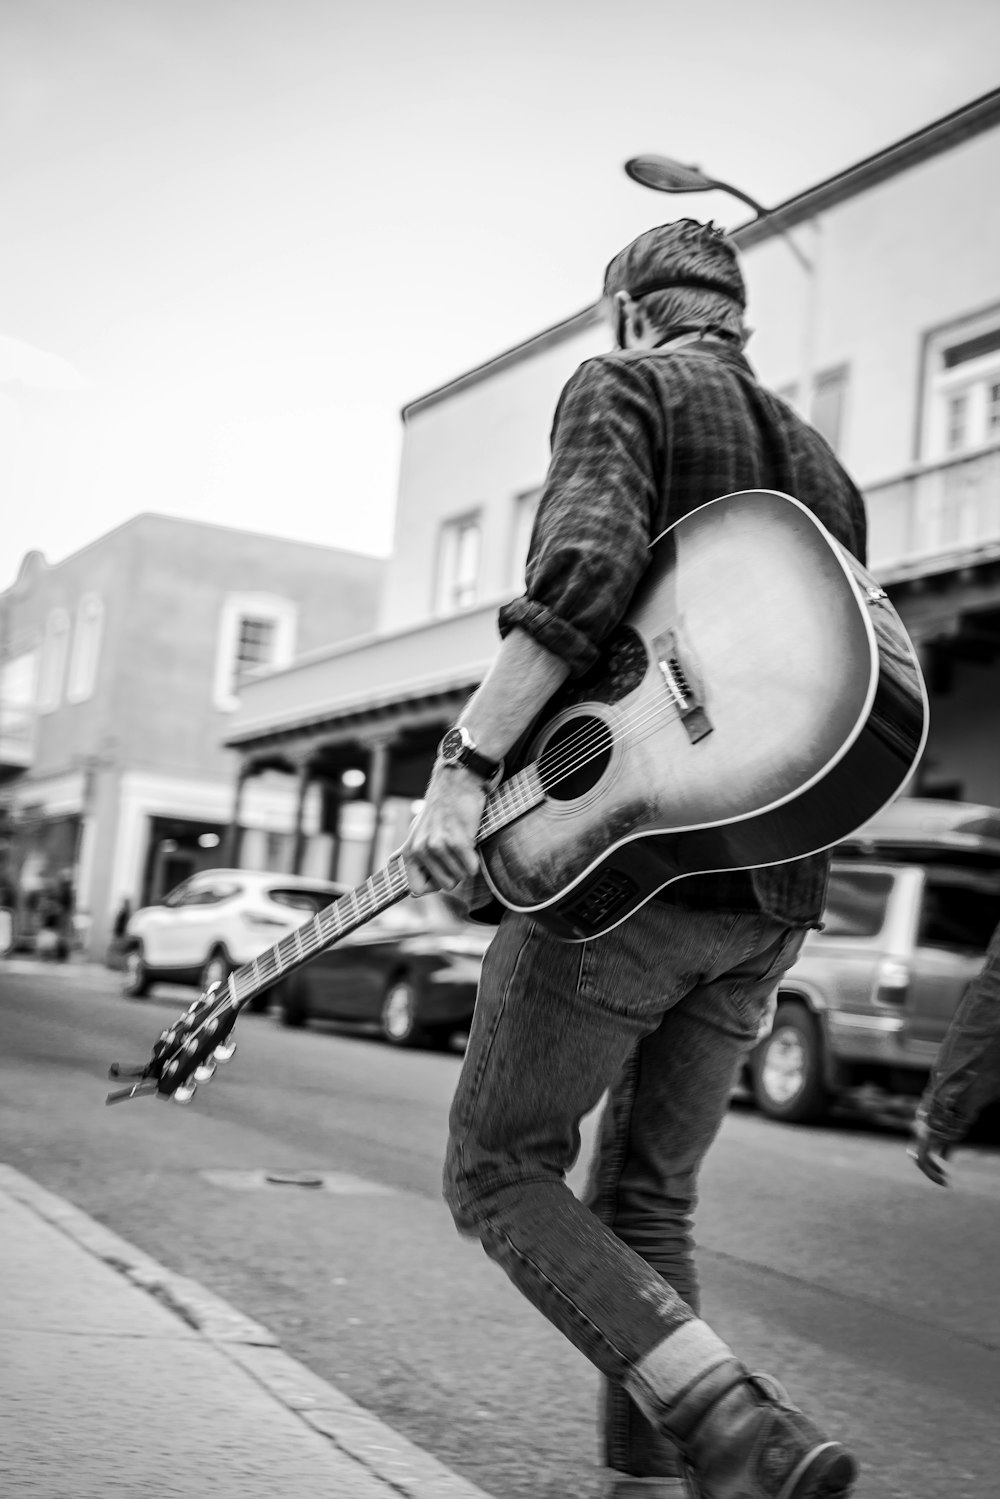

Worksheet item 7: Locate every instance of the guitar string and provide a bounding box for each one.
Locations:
[179,696,689,1057]
[228,855,412,1001]
[249,690,688,992]
[499,692,684,807]
[216,701,686,1015]
[231,695,683,1013]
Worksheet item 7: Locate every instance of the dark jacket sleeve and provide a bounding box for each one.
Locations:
[498,356,665,675]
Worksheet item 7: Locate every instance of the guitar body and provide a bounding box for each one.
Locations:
[479,490,929,941]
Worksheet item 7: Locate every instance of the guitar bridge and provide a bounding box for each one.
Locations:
[652,629,713,744]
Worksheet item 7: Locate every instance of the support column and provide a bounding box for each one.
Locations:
[290,753,314,875]
[323,784,343,882]
[363,736,394,877]
[224,761,253,867]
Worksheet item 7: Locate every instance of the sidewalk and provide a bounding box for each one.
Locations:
[0,1164,491,1499]
[0,955,121,988]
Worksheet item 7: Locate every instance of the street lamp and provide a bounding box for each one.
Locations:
[623,155,812,272]
[624,153,817,415]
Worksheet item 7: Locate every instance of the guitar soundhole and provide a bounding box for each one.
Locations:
[538,715,613,801]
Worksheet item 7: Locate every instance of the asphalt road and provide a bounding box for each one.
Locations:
[1,959,998,1499]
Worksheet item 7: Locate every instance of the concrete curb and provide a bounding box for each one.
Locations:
[0,1164,493,1499]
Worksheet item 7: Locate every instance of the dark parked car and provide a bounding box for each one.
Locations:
[748,799,1000,1124]
[122,869,348,1010]
[273,889,495,1047]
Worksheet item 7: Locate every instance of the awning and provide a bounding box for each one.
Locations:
[223,599,503,753]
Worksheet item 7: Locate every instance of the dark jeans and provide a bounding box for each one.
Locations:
[443,900,805,1490]
[922,917,1000,1142]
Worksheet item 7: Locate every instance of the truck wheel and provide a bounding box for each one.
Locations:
[751,1000,830,1124]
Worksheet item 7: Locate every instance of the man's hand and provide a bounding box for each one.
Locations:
[908,1107,952,1187]
[402,763,486,895]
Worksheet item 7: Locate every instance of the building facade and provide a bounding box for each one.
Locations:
[220,89,1000,884]
[0,514,382,956]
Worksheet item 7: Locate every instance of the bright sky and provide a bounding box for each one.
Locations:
[2,0,999,589]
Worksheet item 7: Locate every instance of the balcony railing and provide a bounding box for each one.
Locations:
[867,443,1000,574]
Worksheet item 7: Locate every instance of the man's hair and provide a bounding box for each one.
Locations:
[603,218,747,344]
[630,284,746,343]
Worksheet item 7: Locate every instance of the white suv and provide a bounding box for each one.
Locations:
[122,868,346,1009]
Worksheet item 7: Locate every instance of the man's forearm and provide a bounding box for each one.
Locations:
[452,626,573,764]
[400,628,573,896]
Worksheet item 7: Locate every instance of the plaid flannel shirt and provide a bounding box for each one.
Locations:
[498,340,868,928]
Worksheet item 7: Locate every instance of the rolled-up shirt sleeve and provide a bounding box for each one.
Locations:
[498,356,665,675]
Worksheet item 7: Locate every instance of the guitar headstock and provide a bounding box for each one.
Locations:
[106,853,416,1113]
[106,982,239,1105]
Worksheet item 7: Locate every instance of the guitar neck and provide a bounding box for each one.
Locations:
[227,763,545,1013]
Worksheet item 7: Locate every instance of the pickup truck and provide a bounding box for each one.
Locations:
[748,799,1000,1123]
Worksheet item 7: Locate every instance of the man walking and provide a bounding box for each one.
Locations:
[403,219,865,1499]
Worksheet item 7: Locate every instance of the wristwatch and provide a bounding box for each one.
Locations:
[438,725,504,791]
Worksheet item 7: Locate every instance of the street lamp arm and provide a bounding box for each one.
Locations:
[688,175,817,274]
[698,177,770,220]
[741,202,815,274]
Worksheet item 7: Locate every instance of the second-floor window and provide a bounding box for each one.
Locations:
[435,513,481,614]
[923,310,1000,460]
[509,488,541,590]
[232,615,278,693]
[212,593,298,711]
[771,372,848,453]
[810,366,849,452]
[66,594,104,703]
[37,609,70,712]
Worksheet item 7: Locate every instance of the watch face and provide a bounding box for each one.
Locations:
[440,727,465,762]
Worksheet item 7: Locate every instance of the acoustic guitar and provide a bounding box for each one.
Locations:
[107,489,928,1105]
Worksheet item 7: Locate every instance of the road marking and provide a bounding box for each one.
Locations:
[201,1168,396,1195]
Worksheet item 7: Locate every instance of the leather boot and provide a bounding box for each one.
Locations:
[660,1362,858,1499]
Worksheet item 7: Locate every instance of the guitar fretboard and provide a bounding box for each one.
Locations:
[226,763,546,1013]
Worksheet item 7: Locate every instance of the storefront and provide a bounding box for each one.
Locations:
[4,805,81,953]
[140,815,231,907]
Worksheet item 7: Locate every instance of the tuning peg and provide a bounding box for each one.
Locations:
[213,1038,237,1063]
[151,1028,177,1060]
[193,1060,217,1083]
[172,1081,198,1104]
[160,1057,181,1087]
